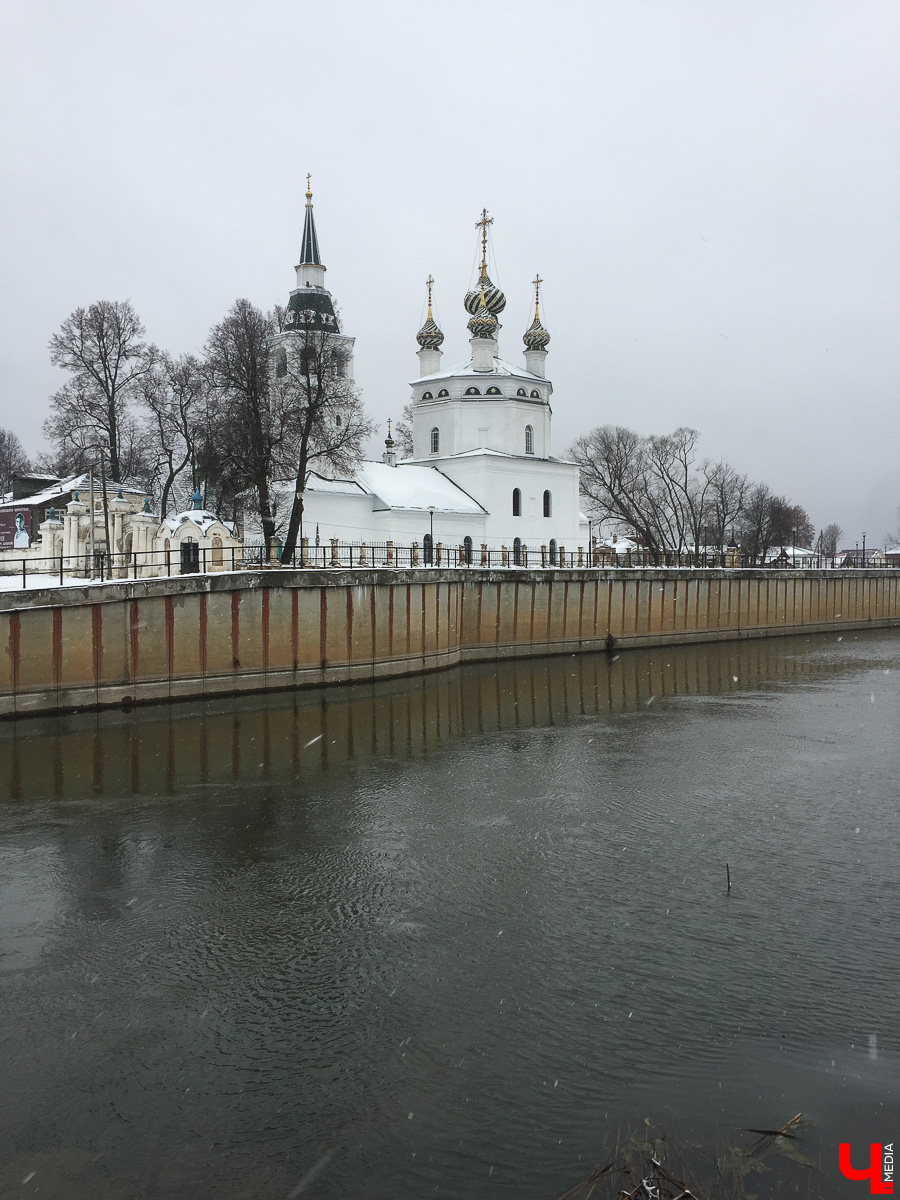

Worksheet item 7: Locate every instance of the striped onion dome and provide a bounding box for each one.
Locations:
[467,295,499,339]
[464,269,506,317]
[523,312,550,351]
[416,313,444,350]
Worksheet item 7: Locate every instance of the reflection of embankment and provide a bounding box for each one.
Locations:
[0,632,884,802]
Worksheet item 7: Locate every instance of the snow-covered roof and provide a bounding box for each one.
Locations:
[305,474,368,497]
[162,509,235,536]
[361,461,486,514]
[304,462,485,514]
[415,356,546,384]
[0,473,145,509]
[403,447,577,466]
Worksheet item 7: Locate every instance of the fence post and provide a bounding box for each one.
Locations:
[358,541,366,566]
[60,553,64,586]
[22,558,26,590]
[386,540,394,566]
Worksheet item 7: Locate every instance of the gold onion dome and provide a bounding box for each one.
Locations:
[467,293,499,338]
[417,275,445,349]
[523,275,550,351]
[524,312,550,351]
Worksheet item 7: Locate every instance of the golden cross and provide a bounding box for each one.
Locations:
[475,208,493,272]
[387,418,392,438]
[306,172,312,198]
[426,274,434,316]
[533,273,543,316]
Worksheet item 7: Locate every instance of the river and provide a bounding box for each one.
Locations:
[1,630,898,1198]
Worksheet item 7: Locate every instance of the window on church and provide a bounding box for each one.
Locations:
[525,425,534,455]
[275,347,287,378]
[549,538,558,565]
[513,537,523,565]
[464,387,480,395]
[486,386,501,395]
[517,387,527,397]
[422,391,433,400]
[543,490,552,517]
[430,427,440,454]
[438,389,449,397]
[530,389,541,399]
[512,488,521,517]
[463,535,473,564]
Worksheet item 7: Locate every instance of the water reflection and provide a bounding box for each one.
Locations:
[0,634,867,803]
[0,631,897,1200]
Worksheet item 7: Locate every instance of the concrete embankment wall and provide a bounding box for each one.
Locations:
[1,568,898,718]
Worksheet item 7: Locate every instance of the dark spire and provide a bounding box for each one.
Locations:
[299,173,322,266]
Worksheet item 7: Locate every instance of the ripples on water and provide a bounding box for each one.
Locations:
[0,632,898,1198]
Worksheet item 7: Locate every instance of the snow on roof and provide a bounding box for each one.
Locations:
[305,473,368,497]
[415,356,547,384]
[357,461,486,514]
[162,510,235,536]
[0,473,145,509]
[403,447,577,466]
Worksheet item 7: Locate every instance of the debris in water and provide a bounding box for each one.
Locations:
[302,734,324,749]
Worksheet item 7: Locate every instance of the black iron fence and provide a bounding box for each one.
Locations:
[1,541,896,590]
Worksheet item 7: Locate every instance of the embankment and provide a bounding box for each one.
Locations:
[1,567,897,717]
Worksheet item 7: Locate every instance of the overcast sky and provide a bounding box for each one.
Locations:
[1,0,898,542]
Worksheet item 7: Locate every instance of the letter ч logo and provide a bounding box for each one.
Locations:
[839,1143,893,1194]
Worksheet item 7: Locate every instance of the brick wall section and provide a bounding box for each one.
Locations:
[1,568,898,718]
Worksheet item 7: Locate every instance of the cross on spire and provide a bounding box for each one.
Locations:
[533,273,543,317]
[306,172,312,200]
[476,208,493,274]
[426,274,434,317]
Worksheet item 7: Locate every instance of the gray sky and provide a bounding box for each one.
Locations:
[2,0,898,543]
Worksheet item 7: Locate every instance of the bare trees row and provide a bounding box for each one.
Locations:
[40,298,372,562]
[571,424,819,559]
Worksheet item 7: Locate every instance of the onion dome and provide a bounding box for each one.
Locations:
[464,270,507,317]
[523,274,550,351]
[416,275,445,349]
[467,290,499,338]
[465,208,507,316]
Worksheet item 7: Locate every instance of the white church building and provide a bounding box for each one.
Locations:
[274,193,587,563]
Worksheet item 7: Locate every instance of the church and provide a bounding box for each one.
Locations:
[274,187,587,563]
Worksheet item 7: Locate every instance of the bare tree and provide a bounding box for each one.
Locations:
[703,459,748,548]
[0,428,31,496]
[140,353,205,518]
[46,300,157,483]
[394,401,414,458]
[573,424,727,556]
[818,522,843,557]
[275,322,373,564]
[203,300,292,550]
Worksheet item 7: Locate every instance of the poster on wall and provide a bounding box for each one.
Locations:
[0,510,31,550]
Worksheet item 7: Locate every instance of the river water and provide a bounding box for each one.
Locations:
[0,631,898,1198]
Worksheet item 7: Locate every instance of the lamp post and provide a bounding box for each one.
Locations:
[862,531,866,567]
[587,518,592,567]
[428,505,435,566]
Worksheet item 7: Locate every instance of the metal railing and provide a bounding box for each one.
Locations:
[1,541,896,590]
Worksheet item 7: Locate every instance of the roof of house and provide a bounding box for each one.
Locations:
[305,461,487,515]
[0,473,145,510]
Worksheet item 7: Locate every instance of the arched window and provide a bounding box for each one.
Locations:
[422,391,433,400]
[530,389,541,399]
[275,346,287,378]
[517,387,527,397]
[543,490,552,517]
[438,388,449,397]
[463,535,473,564]
[512,488,521,517]
[430,427,440,454]
[513,537,523,566]
[549,538,558,565]
[423,532,434,565]
[486,386,501,395]
[464,386,480,395]
[525,425,534,455]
